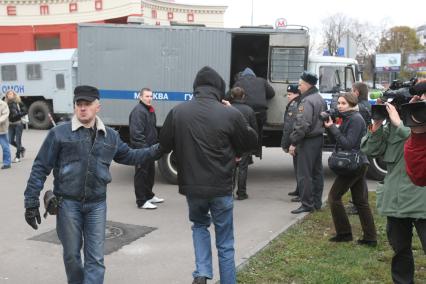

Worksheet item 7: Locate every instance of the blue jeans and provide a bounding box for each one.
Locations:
[8,123,24,158]
[186,195,236,284]
[0,133,11,166]
[56,199,107,284]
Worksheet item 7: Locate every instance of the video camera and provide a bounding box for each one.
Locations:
[371,78,418,121]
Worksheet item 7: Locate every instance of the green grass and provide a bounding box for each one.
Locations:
[237,193,426,284]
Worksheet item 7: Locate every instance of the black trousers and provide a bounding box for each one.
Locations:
[254,111,267,158]
[236,153,250,196]
[296,135,324,209]
[328,165,376,241]
[386,217,426,284]
[292,156,300,196]
[134,161,155,207]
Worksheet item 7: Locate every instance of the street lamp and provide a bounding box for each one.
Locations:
[251,0,254,25]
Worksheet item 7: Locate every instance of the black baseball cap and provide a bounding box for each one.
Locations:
[74,85,100,102]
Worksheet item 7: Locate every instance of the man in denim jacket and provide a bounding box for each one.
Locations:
[24,85,162,284]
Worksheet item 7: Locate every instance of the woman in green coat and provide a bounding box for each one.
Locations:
[361,102,426,284]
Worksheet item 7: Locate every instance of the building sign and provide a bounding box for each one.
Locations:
[375,53,401,72]
[406,52,426,72]
[275,18,287,29]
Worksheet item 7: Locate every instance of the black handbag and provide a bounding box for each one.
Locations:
[328,149,362,176]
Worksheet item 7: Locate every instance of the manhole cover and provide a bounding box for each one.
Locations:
[29,221,156,255]
[105,225,124,239]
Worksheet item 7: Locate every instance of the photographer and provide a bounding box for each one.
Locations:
[361,97,426,284]
[324,93,377,245]
[403,81,426,186]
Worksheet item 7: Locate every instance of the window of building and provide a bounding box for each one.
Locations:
[156,21,160,26]
[40,4,49,15]
[95,0,102,11]
[152,9,157,19]
[167,11,173,20]
[7,5,16,16]
[35,36,60,50]
[270,47,306,83]
[1,65,17,81]
[69,3,78,13]
[26,64,42,80]
[187,13,194,22]
[56,74,65,89]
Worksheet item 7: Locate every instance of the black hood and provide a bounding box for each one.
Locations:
[193,66,226,101]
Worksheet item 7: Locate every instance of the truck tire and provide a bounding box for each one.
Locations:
[158,151,178,184]
[28,101,52,129]
[367,156,387,181]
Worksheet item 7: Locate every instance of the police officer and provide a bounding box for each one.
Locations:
[289,72,326,214]
[281,84,301,200]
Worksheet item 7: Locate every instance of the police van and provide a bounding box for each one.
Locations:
[76,23,387,182]
[0,49,77,129]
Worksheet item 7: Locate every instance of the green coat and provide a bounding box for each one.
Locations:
[361,122,426,219]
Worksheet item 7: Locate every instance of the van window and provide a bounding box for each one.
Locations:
[56,73,65,89]
[345,66,355,91]
[270,47,305,83]
[319,66,344,93]
[27,64,42,80]
[1,65,17,81]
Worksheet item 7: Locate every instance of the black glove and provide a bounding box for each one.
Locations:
[25,207,41,230]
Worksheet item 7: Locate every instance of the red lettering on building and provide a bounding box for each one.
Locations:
[95,0,103,11]
[187,13,194,22]
[69,3,78,13]
[7,5,17,16]
[40,5,49,15]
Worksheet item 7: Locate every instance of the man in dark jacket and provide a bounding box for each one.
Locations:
[129,87,164,209]
[281,84,301,200]
[160,66,258,284]
[230,86,258,200]
[289,71,326,214]
[24,86,162,284]
[233,67,275,157]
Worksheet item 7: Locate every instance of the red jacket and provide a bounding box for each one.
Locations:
[404,132,426,186]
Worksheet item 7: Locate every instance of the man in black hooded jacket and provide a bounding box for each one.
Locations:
[160,66,257,284]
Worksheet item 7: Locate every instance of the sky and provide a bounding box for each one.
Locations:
[176,0,425,30]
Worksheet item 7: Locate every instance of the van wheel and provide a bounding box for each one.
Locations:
[367,156,387,181]
[158,151,178,184]
[28,101,52,129]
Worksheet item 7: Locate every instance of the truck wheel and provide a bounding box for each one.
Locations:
[158,151,178,184]
[28,101,52,129]
[367,156,387,181]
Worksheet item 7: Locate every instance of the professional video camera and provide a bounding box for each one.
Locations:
[401,81,426,127]
[371,78,418,121]
[319,108,339,122]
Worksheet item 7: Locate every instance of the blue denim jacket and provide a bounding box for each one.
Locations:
[24,116,161,208]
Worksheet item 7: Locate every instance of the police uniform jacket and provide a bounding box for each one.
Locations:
[289,86,326,145]
[281,96,300,151]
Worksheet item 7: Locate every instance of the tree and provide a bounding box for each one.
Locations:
[321,13,351,56]
[320,14,379,57]
[378,26,423,53]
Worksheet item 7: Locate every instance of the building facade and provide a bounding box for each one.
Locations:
[416,25,426,47]
[0,0,226,52]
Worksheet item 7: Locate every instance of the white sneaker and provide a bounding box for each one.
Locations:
[140,201,157,209]
[147,196,165,203]
[12,158,20,163]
